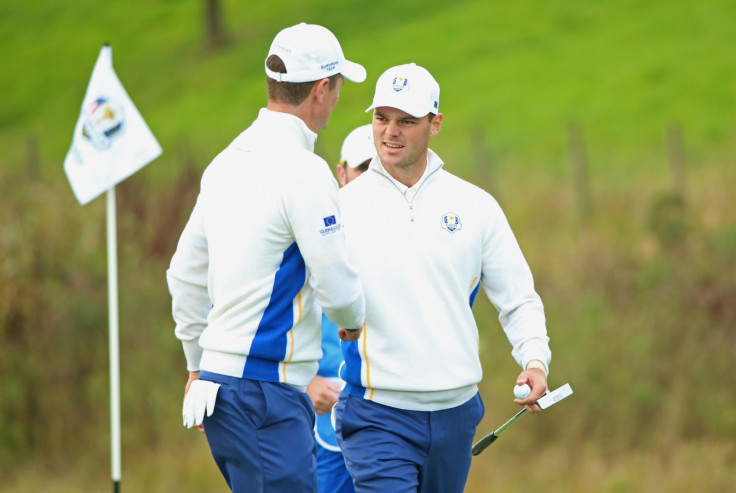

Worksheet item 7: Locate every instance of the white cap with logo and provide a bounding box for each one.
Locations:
[265,23,367,83]
[340,124,375,168]
[366,63,440,118]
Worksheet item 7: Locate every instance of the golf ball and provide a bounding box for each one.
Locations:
[514,383,531,399]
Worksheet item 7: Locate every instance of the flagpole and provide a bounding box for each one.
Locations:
[107,186,122,493]
[64,44,161,492]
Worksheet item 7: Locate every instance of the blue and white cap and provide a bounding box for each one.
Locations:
[366,63,440,118]
[265,23,367,83]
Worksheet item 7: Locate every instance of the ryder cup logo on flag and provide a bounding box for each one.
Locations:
[81,97,125,151]
[64,45,162,205]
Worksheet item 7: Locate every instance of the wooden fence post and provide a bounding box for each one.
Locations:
[666,124,686,200]
[26,135,39,179]
[204,0,227,47]
[470,128,499,201]
[568,122,593,222]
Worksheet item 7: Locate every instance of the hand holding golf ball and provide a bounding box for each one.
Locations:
[513,383,531,399]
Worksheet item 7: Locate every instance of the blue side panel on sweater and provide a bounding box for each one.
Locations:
[340,341,365,395]
[244,242,306,380]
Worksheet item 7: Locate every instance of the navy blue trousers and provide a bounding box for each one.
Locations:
[335,392,484,493]
[200,371,317,492]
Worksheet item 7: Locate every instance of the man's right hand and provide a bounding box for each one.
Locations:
[183,371,220,432]
[306,375,341,414]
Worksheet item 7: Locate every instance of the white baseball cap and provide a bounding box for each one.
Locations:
[265,23,367,83]
[340,124,375,168]
[366,63,440,118]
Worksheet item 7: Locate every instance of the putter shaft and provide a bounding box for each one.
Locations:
[471,408,526,456]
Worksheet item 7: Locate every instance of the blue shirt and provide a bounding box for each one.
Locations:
[315,314,344,449]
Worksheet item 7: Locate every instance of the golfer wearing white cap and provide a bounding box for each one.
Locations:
[334,63,552,491]
[167,23,366,492]
[336,124,374,186]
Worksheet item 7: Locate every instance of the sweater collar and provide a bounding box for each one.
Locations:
[256,108,318,152]
[372,149,444,193]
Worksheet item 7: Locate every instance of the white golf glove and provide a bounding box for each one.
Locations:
[182,379,221,428]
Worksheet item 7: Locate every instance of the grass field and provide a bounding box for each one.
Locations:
[2,1,735,491]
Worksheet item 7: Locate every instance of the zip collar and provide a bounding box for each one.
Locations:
[370,149,444,202]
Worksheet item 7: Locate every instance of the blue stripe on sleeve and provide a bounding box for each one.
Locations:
[244,242,306,381]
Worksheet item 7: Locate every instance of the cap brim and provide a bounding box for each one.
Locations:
[341,60,367,83]
[365,101,430,118]
[345,155,374,168]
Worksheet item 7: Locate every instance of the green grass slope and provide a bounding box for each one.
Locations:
[2,0,734,179]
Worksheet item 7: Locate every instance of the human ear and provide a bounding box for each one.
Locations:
[430,113,443,137]
[336,163,347,186]
[313,78,330,103]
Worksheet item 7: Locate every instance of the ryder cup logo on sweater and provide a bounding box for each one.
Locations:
[81,96,125,151]
[320,215,342,236]
[392,76,409,92]
[441,212,462,233]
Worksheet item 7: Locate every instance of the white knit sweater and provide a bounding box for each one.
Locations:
[167,109,365,389]
[338,150,550,411]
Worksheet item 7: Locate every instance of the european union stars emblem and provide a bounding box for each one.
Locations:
[320,215,341,237]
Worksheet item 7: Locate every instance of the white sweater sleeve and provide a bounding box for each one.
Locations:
[480,195,551,372]
[166,196,212,371]
[284,163,365,330]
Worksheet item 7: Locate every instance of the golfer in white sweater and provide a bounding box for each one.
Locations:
[334,63,552,492]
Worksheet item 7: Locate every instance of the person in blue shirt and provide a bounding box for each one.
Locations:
[307,124,374,493]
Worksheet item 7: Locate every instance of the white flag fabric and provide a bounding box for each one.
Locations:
[64,45,162,205]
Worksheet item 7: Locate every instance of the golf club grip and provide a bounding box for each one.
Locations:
[472,408,526,456]
[472,433,498,455]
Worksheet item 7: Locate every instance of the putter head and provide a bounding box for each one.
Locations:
[537,383,573,410]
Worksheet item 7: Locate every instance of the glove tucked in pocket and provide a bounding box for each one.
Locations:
[182,379,221,428]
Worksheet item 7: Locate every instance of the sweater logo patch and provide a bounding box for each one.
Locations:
[320,215,342,236]
[440,212,462,234]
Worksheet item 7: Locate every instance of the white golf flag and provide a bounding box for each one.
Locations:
[64,45,162,205]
